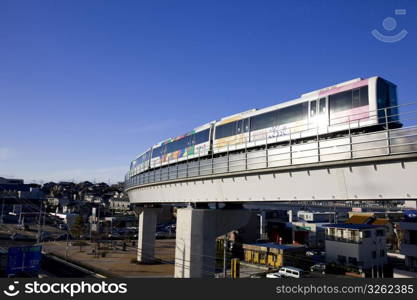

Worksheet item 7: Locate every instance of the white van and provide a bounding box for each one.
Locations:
[278,266,304,278]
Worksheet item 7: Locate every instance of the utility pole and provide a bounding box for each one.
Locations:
[36,200,43,244]
[65,227,70,259]
[0,198,5,225]
[43,205,46,227]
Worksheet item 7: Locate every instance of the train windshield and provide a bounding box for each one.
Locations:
[377,78,399,124]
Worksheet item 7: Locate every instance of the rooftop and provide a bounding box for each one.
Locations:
[372,218,390,226]
[323,223,384,230]
[247,243,305,250]
[346,215,373,224]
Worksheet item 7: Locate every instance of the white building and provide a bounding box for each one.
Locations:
[324,224,387,274]
[109,198,130,211]
[400,216,417,272]
[297,211,335,223]
[291,221,328,248]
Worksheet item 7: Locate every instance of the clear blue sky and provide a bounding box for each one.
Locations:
[1,0,416,183]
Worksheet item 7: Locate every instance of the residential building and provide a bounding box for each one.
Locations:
[291,221,328,248]
[400,210,417,272]
[324,224,387,275]
[297,211,335,223]
[109,198,131,211]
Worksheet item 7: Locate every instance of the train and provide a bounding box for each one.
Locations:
[127,76,399,179]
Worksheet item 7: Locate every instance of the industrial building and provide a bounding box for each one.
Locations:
[242,243,306,269]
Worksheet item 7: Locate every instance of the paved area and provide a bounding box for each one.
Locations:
[42,239,176,278]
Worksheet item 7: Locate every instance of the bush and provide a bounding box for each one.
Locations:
[130,258,138,264]
[72,241,88,247]
[327,262,346,275]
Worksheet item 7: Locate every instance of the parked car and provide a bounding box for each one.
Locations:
[10,233,36,241]
[266,272,283,278]
[55,233,73,241]
[306,249,323,256]
[58,224,68,230]
[249,272,266,278]
[39,231,53,241]
[16,224,30,231]
[107,232,121,239]
[278,266,305,278]
[310,263,326,274]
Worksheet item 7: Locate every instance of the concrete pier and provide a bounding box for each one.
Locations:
[137,207,160,263]
[174,207,251,278]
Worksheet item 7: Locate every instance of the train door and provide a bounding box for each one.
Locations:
[309,98,328,133]
[309,99,318,129]
[318,97,329,127]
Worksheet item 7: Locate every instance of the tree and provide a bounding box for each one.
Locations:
[70,215,86,251]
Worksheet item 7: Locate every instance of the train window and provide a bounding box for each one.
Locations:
[352,89,360,107]
[329,90,353,113]
[243,118,250,132]
[194,129,210,144]
[377,79,399,122]
[152,146,162,158]
[250,111,277,131]
[215,121,237,139]
[277,102,308,125]
[360,86,369,106]
[236,120,244,134]
[310,100,317,117]
[166,140,175,153]
[185,135,191,147]
[145,150,151,160]
[319,98,326,115]
[170,136,187,152]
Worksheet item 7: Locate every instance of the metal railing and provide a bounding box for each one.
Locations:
[125,101,417,190]
[325,236,362,244]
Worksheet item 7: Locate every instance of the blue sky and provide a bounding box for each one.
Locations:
[1,0,416,183]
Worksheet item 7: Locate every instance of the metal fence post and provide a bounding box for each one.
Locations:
[211,147,214,174]
[196,148,199,176]
[168,157,170,179]
[385,108,391,155]
[227,144,230,172]
[186,152,189,178]
[265,133,268,168]
[316,126,320,162]
[176,157,179,179]
[159,163,162,182]
[245,137,248,170]
[348,116,353,159]
[289,130,293,165]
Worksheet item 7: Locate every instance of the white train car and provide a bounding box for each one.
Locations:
[150,122,214,168]
[212,76,399,154]
[129,148,152,177]
[127,76,399,180]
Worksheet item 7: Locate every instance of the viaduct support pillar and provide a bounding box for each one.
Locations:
[174,206,251,278]
[136,207,159,263]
